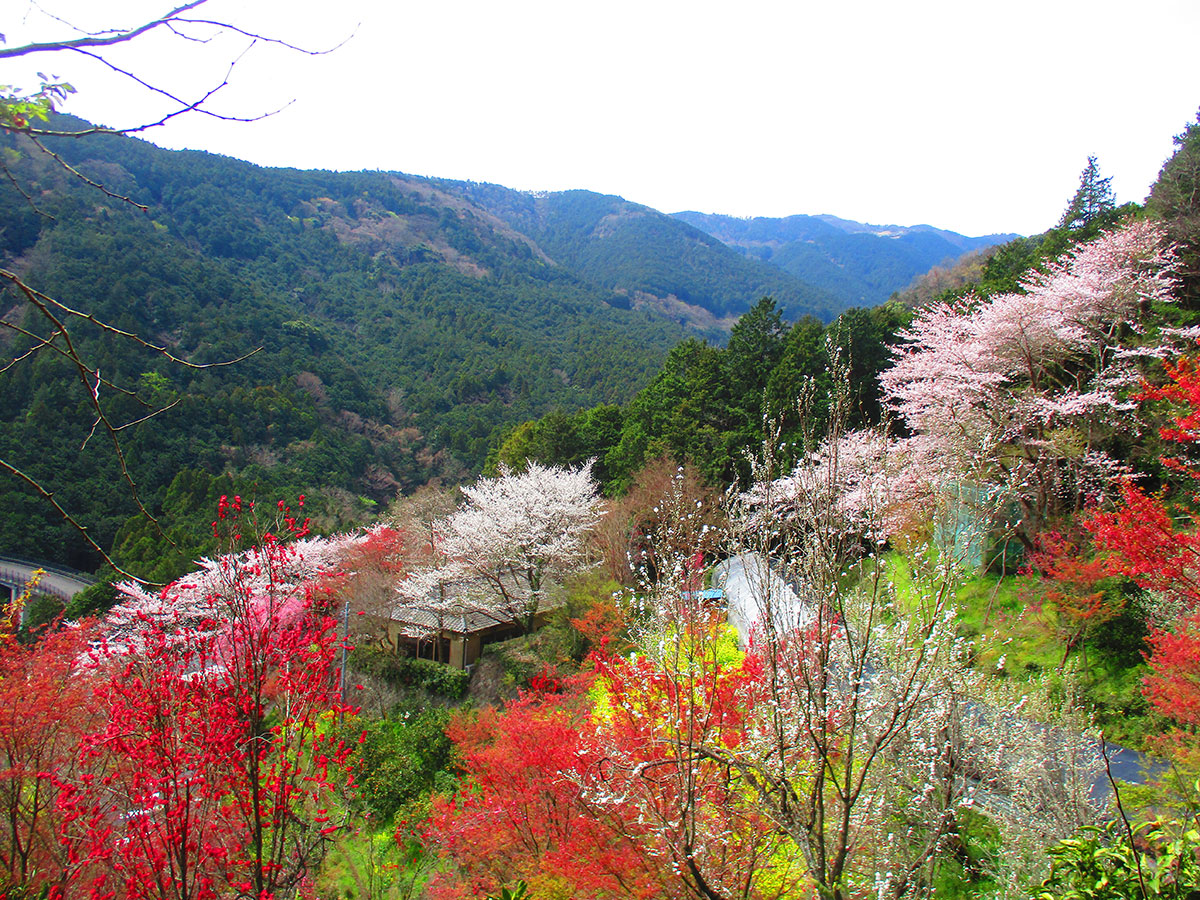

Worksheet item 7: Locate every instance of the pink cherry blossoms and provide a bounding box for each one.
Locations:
[879,220,1178,538]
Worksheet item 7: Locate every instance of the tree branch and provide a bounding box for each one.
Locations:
[0,2,211,60]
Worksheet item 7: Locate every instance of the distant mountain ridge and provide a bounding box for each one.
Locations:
[0,115,1018,571]
[673,211,1018,308]
[420,182,847,327]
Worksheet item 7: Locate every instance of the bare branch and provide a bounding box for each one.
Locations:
[22,132,148,209]
[1,268,261,369]
[171,17,356,57]
[1,160,53,218]
[60,43,294,132]
[0,457,150,584]
[0,2,211,60]
[0,267,258,569]
[1101,733,1148,900]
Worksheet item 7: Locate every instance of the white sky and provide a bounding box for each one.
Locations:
[5,0,1199,237]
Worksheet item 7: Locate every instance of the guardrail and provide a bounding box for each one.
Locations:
[0,555,97,587]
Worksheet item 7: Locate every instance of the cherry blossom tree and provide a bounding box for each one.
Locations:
[104,496,361,646]
[880,220,1177,545]
[403,462,603,634]
[716,370,1103,898]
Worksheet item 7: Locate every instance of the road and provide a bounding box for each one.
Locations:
[713,552,812,646]
[0,555,96,603]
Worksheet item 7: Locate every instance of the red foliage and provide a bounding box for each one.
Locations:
[1089,484,1200,609]
[341,525,414,576]
[52,500,354,900]
[427,633,802,900]
[0,624,97,897]
[1143,611,1200,727]
[1088,353,1200,732]
[569,595,629,653]
[1026,529,1124,665]
[1143,355,1200,478]
[425,688,665,900]
[585,647,798,899]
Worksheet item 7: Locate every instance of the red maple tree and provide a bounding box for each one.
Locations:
[0,623,98,897]
[1089,352,1200,733]
[1025,529,1123,670]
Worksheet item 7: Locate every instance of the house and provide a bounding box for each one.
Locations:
[384,573,560,669]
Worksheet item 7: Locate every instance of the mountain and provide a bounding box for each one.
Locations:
[420,183,847,327]
[0,120,700,570]
[0,117,980,574]
[672,211,1018,308]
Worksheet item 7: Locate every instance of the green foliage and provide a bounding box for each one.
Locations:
[18,593,64,636]
[496,297,909,493]
[1148,109,1200,309]
[1059,156,1116,232]
[1036,820,1200,900]
[0,880,51,900]
[438,187,844,323]
[931,810,1001,899]
[349,706,455,823]
[0,78,74,131]
[0,115,691,570]
[487,882,529,900]
[63,576,117,620]
[349,647,471,699]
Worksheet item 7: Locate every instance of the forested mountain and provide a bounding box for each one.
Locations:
[421,183,847,326]
[0,116,1004,575]
[673,210,1017,307]
[1,118,703,571]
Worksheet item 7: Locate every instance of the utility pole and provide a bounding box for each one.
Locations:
[337,598,350,709]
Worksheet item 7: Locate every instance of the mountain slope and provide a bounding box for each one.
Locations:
[673,211,1017,308]
[0,121,694,569]
[423,182,848,327]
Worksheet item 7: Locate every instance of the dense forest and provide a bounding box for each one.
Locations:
[0,112,1002,578]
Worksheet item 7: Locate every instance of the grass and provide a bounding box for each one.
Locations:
[884,549,1158,749]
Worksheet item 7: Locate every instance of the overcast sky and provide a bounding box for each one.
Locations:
[6,0,1199,237]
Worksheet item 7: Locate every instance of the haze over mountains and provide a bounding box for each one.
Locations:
[673,211,1017,310]
[0,117,1009,570]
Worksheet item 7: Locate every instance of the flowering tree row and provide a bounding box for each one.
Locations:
[767,221,1182,554]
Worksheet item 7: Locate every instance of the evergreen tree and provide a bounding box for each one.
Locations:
[1058,155,1116,231]
[1147,109,1200,308]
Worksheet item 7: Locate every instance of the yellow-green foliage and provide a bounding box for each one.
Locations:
[588,619,745,721]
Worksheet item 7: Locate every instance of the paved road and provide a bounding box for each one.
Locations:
[713,552,812,646]
[0,555,96,602]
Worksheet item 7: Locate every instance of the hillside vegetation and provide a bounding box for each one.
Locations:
[5,55,1200,899]
[0,114,996,576]
[674,210,1016,308]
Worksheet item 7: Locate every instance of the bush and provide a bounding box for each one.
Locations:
[346,706,455,823]
[349,646,470,699]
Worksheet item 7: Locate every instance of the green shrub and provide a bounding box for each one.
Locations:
[349,646,470,699]
[349,706,454,823]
